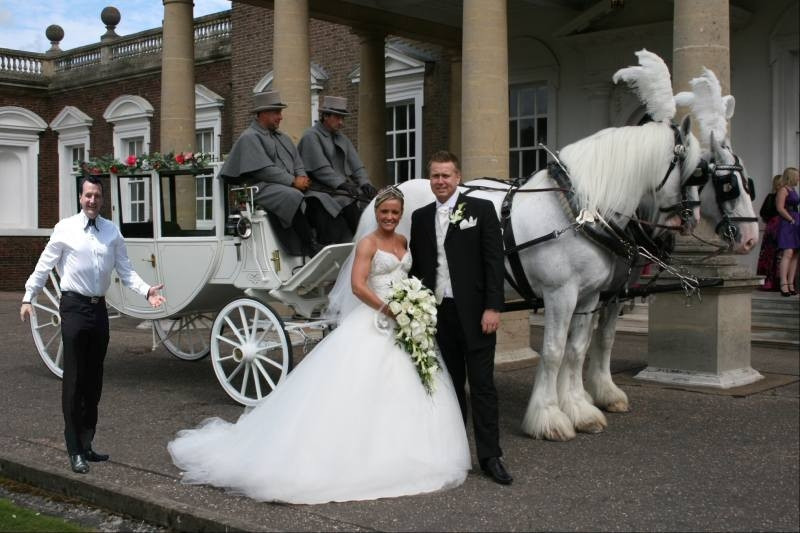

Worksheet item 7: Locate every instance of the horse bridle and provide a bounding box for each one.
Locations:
[698,151,757,243]
[656,123,701,230]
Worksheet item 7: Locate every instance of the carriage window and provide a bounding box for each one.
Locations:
[117,174,153,238]
[509,83,549,179]
[159,171,215,237]
[386,102,416,184]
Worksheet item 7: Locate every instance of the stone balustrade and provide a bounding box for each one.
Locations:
[0,11,230,79]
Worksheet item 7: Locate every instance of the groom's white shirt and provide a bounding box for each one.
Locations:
[434,194,458,303]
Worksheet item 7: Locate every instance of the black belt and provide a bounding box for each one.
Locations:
[62,291,104,305]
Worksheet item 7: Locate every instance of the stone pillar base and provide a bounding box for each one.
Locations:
[635,365,763,389]
[495,309,540,365]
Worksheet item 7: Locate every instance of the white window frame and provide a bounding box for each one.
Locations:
[350,46,425,181]
[104,95,153,225]
[50,106,93,219]
[0,106,48,234]
[195,84,224,160]
[385,101,417,183]
[509,82,550,179]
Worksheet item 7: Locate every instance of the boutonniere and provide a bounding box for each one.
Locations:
[449,202,467,225]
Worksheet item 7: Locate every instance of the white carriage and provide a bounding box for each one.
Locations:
[28,163,353,405]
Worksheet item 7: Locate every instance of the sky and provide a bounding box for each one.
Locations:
[0,0,231,53]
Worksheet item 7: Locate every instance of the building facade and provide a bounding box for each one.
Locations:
[0,0,797,290]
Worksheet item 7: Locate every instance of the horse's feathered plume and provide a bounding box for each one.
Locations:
[674,67,735,146]
[612,49,676,122]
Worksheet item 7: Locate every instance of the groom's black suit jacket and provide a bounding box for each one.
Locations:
[409,193,505,350]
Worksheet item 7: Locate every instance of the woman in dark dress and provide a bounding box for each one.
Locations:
[776,167,800,296]
[756,175,783,291]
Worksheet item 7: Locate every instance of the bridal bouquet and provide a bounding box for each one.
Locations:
[385,277,439,394]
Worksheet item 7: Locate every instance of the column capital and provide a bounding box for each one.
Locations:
[350,26,386,44]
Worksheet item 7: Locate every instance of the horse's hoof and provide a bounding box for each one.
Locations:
[603,400,630,413]
[576,420,606,434]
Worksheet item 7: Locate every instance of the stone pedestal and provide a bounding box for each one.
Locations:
[637,233,763,388]
[495,309,539,365]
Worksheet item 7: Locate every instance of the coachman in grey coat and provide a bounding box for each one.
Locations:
[220,91,348,255]
[298,96,377,235]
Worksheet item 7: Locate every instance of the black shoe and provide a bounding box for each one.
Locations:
[480,457,513,485]
[69,454,89,474]
[85,448,109,462]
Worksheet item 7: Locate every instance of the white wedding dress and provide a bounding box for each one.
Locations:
[168,249,470,504]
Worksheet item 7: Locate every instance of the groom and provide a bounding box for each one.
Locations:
[410,150,511,485]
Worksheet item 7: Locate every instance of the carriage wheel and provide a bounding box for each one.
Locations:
[153,313,213,361]
[210,298,293,406]
[29,270,64,378]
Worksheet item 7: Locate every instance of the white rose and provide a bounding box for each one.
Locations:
[388,301,402,315]
[396,313,411,327]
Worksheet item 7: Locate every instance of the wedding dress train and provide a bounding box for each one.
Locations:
[168,250,470,504]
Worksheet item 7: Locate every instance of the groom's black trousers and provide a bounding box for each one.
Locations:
[436,298,502,461]
[59,292,109,456]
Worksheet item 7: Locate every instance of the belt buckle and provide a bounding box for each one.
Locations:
[90,296,100,304]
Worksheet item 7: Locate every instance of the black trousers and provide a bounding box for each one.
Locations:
[304,198,352,244]
[436,298,502,461]
[59,292,109,455]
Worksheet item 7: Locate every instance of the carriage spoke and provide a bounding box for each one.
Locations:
[239,364,251,396]
[55,342,63,368]
[255,353,284,370]
[237,307,250,341]
[224,316,247,345]
[42,286,59,308]
[253,340,282,353]
[215,334,241,349]
[34,322,56,331]
[226,360,245,382]
[251,364,263,399]
[254,321,276,345]
[44,329,60,350]
[32,301,58,316]
[253,359,277,391]
[250,309,261,340]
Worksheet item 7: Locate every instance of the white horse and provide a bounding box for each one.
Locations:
[332,115,703,442]
[584,68,760,414]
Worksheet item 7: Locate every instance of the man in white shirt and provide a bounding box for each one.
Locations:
[20,175,166,474]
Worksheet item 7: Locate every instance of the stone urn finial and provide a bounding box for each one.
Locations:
[101,6,121,41]
[45,24,64,54]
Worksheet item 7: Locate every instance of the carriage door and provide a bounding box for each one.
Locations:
[111,171,162,315]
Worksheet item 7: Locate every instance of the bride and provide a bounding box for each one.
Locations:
[168,186,470,505]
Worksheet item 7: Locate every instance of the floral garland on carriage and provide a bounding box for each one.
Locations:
[81,151,215,175]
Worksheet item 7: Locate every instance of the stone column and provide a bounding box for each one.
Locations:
[273,0,310,144]
[447,51,462,159]
[356,29,388,187]
[161,0,197,229]
[161,0,195,153]
[461,0,509,181]
[637,0,762,389]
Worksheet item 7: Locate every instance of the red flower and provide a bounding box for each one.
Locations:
[90,167,101,175]
[174,153,186,165]
[126,155,138,166]
[109,165,120,174]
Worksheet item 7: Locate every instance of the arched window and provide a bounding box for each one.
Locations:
[0,106,48,232]
[254,63,329,127]
[50,106,93,218]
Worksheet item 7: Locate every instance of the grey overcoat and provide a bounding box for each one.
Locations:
[221,120,340,227]
[298,122,370,209]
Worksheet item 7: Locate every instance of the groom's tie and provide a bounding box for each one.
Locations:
[435,206,452,304]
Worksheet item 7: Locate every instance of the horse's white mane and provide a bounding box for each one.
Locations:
[555,122,675,218]
[674,67,734,146]
[612,49,676,122]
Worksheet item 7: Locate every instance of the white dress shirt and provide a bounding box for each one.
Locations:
[23,211,151,303]
[434,194,458,303]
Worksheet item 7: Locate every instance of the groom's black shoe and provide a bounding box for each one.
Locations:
[69,454,89,474]
[84,448,109,462]
[480,457,513,485]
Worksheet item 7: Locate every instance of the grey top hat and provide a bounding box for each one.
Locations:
[253,90,288,112]
[319,95,350,116]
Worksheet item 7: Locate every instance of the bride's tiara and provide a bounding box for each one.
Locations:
[374,185,404,206]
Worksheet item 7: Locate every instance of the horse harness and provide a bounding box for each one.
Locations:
[695,152,757,243]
